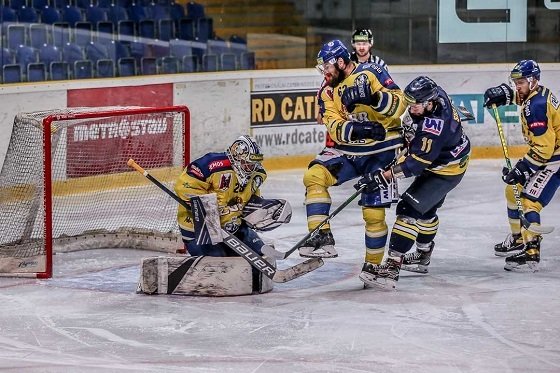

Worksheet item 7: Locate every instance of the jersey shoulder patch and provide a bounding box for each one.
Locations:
[421,117,444,136]
[189,153,231,180]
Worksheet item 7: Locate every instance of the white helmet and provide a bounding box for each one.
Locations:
[226,135,263,187]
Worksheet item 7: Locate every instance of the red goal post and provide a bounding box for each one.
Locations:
[0,106,190,278]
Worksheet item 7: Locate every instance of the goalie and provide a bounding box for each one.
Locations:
[163,135,291,295]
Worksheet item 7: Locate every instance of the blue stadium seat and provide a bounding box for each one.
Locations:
[7,24,25,50]
[186,1,204,20]
[137,19,155,39]
[127,3,147,22]
[1,48,14,65]
[239,51,255,70]
[16,45,37,69]
[50,60,69,80]
[74,59,93,78]
[41,6,61,24]
[146,3,168,20]
[229,34,246,44]
[220,53,236,71]
[3,64,22,83]
[97,0,112,8]
[53,0,69,9]
[206,39,229,56]
[169,38,192,59]
[0,6,17,22]
[107,5,128,25]
[181,54,197,73]
[177,17,194,40]
[39,44,61,67]
[168,2,185,21]
[96,21,114,38]
[140,56,156,75]
[201,53,216,71]
[158,19,174,41]
[62,42,84,65]
[9,0,24,10]
[96,58,114,77]
[18,6,39,23]
[74,21,93,45]
[117,57,136,76]
[85,5,106,27]
[195,17,212,42]
[27,62,46,82]
[159,56,179,74]
[52,23,71,47]
[118,20,135,39]
[85,41,109,63]
[31,0,48,10]
[29,24,49,49]
[129,40,146,63]
[62,5,83,26]
[76,0,91,8]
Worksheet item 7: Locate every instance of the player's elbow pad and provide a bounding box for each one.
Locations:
[371,91,401,116]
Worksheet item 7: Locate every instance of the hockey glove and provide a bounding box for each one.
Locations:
[341,81,374,112]
[502,161,533,186]
[483,84,513,108]
[349,121,386,141]
[354,169,391,193]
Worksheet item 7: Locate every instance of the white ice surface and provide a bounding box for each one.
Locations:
[1,159,560,373]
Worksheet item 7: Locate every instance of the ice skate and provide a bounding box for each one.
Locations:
[299,229,338,258]
[359,251,402,290]
[494,233,524,257]
[504,237,540,272]
[401,242,434,273]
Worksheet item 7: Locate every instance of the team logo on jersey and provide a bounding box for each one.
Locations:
[383,78,394,87]
[529,121,546,129]
[219,173,232,190]
[422,118,443,136]
[188,164,204,179]
[252,175,263,193]
[355,73,369,89]
[209,160,226,171]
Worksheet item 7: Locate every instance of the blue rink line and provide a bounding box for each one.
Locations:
[44,259,357,295]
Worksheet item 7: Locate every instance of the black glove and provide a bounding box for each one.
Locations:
[349,121,386,141]
[341,81,374,112]
[502,161,533,186]
[354,169,391,193]
[484,84,513,108]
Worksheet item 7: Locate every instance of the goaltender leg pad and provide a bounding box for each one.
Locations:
[191,194,223,245]
[136,255,273,296]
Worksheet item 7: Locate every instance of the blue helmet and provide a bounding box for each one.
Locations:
[404,76,439,104]
[317,39,351,65]
[510,59,540,81]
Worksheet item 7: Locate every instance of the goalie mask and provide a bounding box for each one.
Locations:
[242,195,292,231]
[226,135,264,187]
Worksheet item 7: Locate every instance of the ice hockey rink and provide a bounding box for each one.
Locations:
[1,159,559,373]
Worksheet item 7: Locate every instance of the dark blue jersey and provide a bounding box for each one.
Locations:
[395,87,471,178]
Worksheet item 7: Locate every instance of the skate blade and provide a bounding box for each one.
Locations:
[504,262,539,272]
[358,271,396,290]
[401,264,428,274]
[494,250,523,257]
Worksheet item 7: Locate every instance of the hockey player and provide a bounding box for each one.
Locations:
[300,39,406,270]
[175,135,290,256]
[357,76,471,289]
[484,59,560,271]
[350,28,387,69]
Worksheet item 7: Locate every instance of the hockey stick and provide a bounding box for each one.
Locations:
[127,159,324,283]
[263,148,407,260]
[456,105,475,121]
[491,105,554,235]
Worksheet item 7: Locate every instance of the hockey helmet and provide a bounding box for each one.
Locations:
[352,28,373,44]
[403,76,439,105]
[226,135,263,186]
[316,39,351,66]
[510,59,540,81]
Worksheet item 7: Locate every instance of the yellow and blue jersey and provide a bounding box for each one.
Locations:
[174,152,266,239]
[518,85,560,171]
[318,63,406,156]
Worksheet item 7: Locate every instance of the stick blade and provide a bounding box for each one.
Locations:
[527,223,554,235]
[272,258,324,283]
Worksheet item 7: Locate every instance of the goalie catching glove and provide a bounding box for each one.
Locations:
[243,195,292,231]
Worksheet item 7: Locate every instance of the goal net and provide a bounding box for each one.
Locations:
[0,106,190,278]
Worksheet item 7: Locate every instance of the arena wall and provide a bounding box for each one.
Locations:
[1,63,560,170]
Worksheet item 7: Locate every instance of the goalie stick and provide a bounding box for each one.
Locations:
[127,159,324,283]
[263,148,407,260]
[491,105,553,235]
